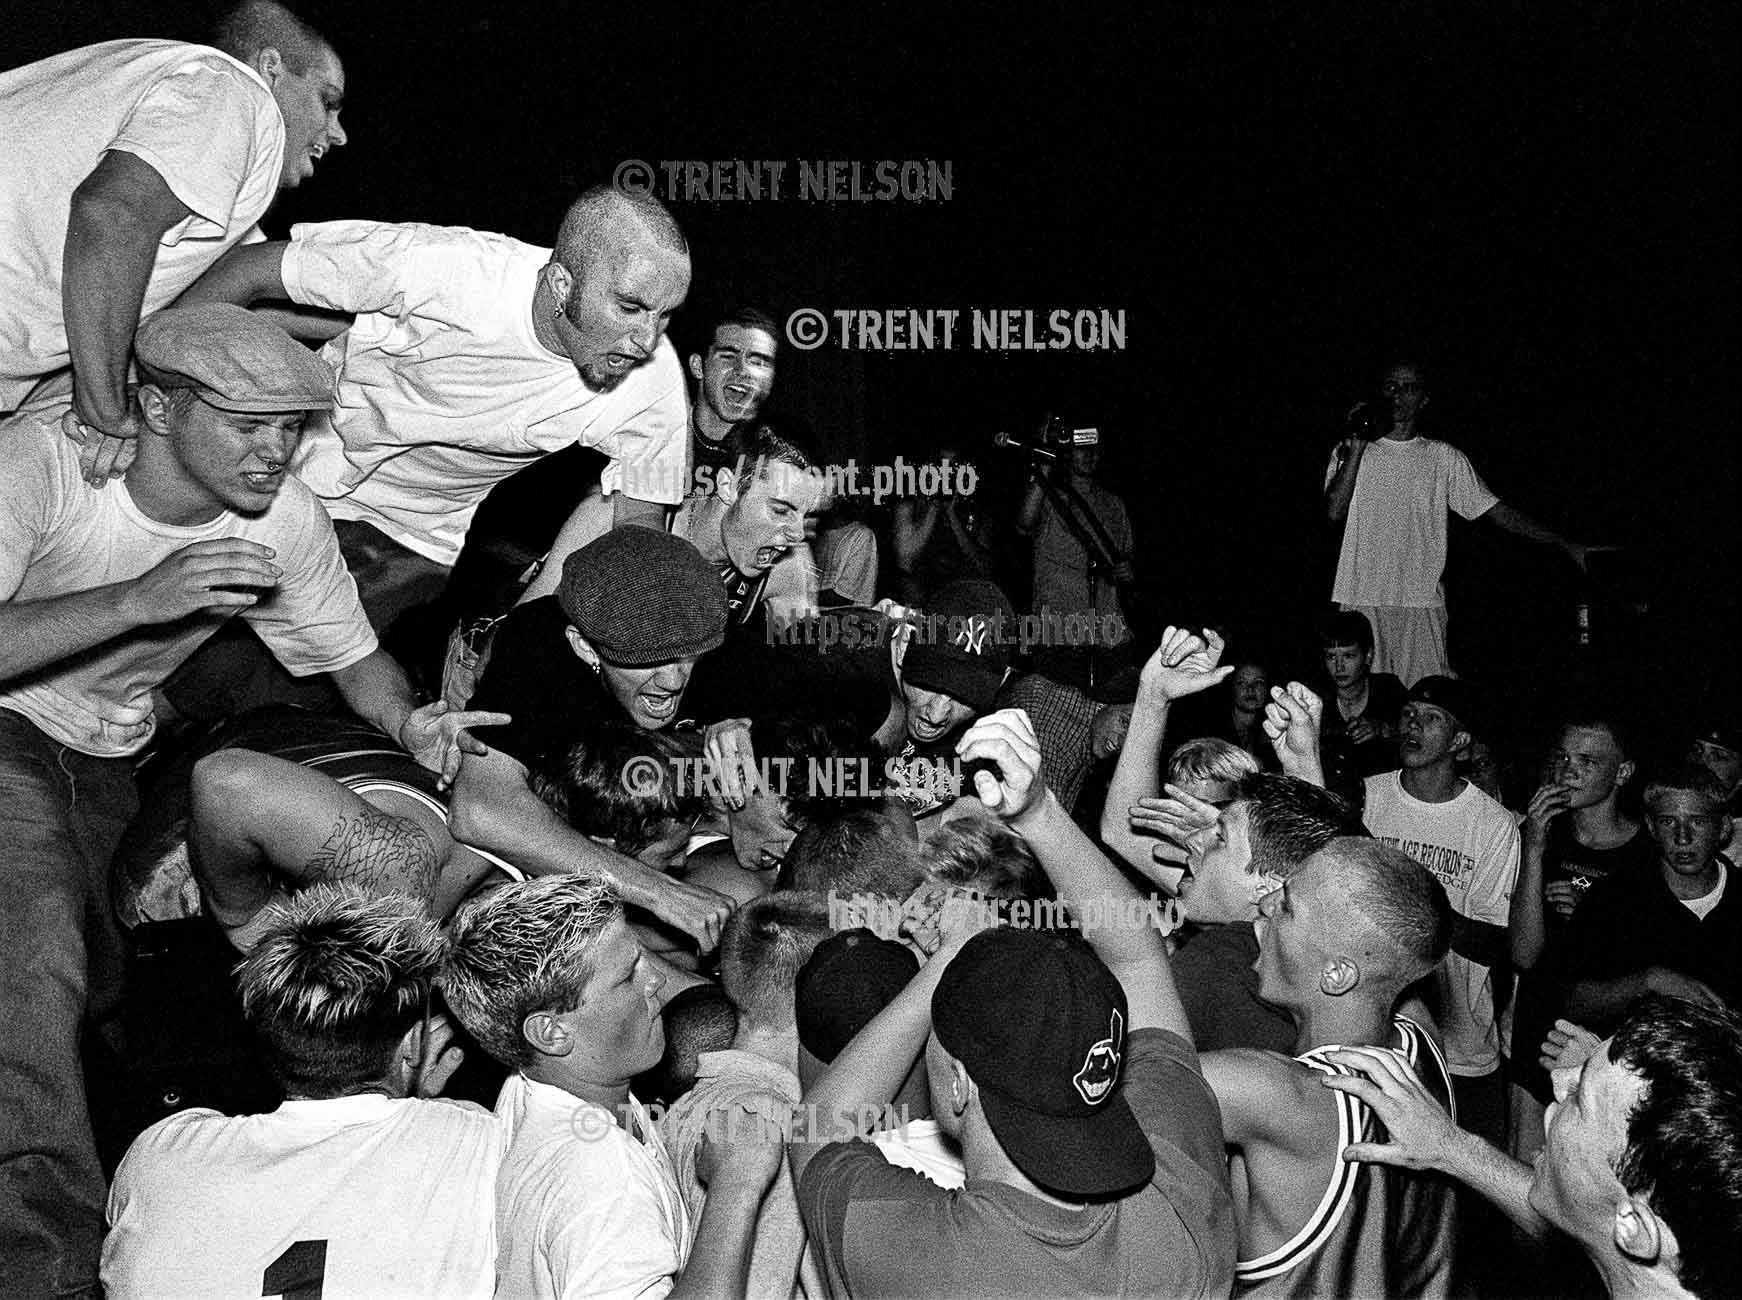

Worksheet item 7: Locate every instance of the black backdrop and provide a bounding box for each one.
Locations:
[9,0,1737,769]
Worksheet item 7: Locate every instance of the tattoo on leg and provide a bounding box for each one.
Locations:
[303,807,440,903]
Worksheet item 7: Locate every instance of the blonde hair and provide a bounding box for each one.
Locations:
[440,875,619,1069]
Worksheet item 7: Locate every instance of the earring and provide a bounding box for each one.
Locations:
[588,660,601,676]
[553,300,565,322]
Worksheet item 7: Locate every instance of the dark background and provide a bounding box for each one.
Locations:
[10,0,1738,775]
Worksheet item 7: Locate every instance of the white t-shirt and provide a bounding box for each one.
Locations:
[0,40,283,409]
[0,406,376,756]
[494,1073,692,1300]
[102,1094,502,1299]
[279,221,690,566]
[1327,436,1498,608]
[870,1118,967,1190]
[1364,772,1520,1075]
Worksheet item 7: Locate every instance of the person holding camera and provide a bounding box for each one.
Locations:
[1324,360,1603,686]
[1014,426,1135,694]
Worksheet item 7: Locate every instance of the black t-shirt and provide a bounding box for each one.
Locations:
[1541,822,1654,945]
[693,424,741,479]
[679,608,894,740]
[468,597,619,776]
[1510,823,1655,1098]
[1321,671,1408,777]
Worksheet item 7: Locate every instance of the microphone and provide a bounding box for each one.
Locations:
[992,430,1059,459]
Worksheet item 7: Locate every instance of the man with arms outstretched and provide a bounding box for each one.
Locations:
[1327,997,1742,1300]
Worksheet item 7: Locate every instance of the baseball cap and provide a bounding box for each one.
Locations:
[795,928,919,1064]
[133,304,334,413]
[1693,724,1742,757]
[557,527,727,667]
[1407,676,1477,736]
[932,927,1153,1197]
[901,579,1017,714]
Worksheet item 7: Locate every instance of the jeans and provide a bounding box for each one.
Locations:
[0,710,136,1299]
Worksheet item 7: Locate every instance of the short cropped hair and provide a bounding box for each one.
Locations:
[718,892,832,1023]
[211,0,329,74]
[712,306,779,343]
[1167,737,1261,790]
[636,983,738,1105]
[440,875,619,1070]
[1315,837,1451,986]
[532,722,702,854]
[923,819,1042,900]
[235,886,442,1099]
[555,184,687,273]
[1558,712,1634,763]
[754,716,880,831]
[1239,773,1366,881]
[781,808,927,897]
[1609,997,1742,1300]
[1318,610,1375,654]
[723,421,820,483]
[1641,763,1727,814]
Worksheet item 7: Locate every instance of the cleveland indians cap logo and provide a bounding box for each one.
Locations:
[1073,1007,1124,1105]
[954,615,990,655]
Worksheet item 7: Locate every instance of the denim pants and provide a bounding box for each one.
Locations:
[0,710,136,1298]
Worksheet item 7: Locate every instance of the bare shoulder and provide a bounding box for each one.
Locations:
[1202,1048,1332,1146]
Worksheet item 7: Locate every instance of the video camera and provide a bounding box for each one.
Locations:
[993,413,1101,460]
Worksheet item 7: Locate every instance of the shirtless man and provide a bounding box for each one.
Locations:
[1203,837,1458,1296]
[189,720,703,953]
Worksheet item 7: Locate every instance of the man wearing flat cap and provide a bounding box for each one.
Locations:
[0,302,498,1296]
[453,525,740,954]
[1361,675,1520,1144]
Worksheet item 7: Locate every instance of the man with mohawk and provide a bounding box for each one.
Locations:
[101,887,503,1298]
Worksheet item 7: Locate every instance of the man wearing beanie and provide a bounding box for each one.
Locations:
[1361,675,1519,1144]
[452,525,740,952]
[0,302,488,1297]
[791,708,1235,1297]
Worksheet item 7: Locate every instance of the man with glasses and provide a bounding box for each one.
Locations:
[1323,360,1602,684]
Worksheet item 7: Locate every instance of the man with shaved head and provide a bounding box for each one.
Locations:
[1200,838,1458,1296]
[1,0,347,483]
[178,183,692,631]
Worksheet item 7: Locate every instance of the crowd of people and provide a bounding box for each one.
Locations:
[2,4,1739,1298]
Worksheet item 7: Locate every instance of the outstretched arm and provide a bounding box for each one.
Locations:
[172,240,351,342]
[329,648,507,790]
[448,744,734,952]
[1100,627,1233,887]
[960,708,1189,1041]
[1483,501,1609,571]
[1320,1045,1552,1241]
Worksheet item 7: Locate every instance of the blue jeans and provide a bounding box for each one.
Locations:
[0,710,135,1298]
